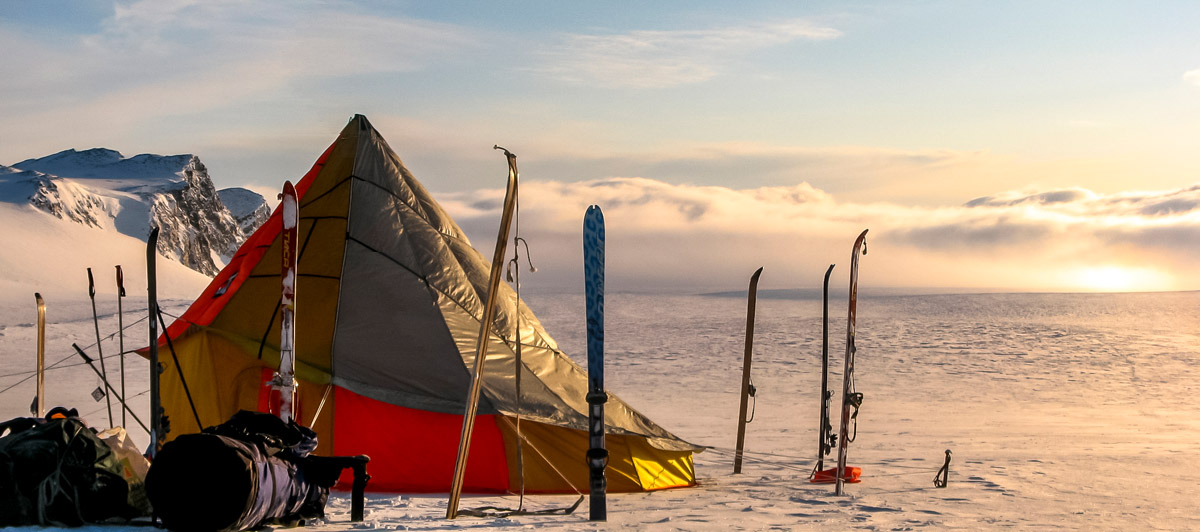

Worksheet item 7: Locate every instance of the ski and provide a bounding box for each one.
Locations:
[810,264,838,483]
[733,266,763,474]
[33,293,45,417]
[116,265,127,427]
[447,147,519,519]
[835,229,868,495]
[271,180,300,423]
[147,227,164,457]
[583,204,607,521]
[86,268,115,426]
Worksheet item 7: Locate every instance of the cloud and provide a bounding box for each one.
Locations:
[1185,68,1200,87]
[536,19,841,88]
[0,2,477,158]
[440,178,1200,292]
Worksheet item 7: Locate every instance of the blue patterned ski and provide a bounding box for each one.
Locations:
[583,205,607,521]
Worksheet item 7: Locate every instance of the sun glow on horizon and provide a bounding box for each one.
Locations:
[1068,266,1174,293]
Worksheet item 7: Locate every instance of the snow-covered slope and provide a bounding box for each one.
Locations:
[5,149,270,278]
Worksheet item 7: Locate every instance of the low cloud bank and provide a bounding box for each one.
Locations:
[442,178,1200,292]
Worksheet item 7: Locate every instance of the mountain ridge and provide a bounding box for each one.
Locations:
[4,149,270,277]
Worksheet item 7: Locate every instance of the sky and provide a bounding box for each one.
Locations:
[2,0,1199,293]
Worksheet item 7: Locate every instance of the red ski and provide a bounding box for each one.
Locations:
[835,229,868,495]
[270,181,300,423]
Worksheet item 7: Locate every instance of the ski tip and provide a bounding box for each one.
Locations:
[751,266,764,279]
[34,292,43,303]
[585,205,604,225]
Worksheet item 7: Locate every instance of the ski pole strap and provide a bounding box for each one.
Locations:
[745,379,757,423]
[847,392,864,443]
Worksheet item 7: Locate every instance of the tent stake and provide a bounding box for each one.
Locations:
[447,147,519,519]
[733,267,763,474]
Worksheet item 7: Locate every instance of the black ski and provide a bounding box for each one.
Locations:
[812,264,836,480]
[147,227,163,457]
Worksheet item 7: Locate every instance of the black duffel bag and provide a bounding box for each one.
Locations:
[145,411,341,532]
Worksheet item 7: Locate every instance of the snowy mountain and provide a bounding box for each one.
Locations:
[219,187,271,236]
[6,149,270,277]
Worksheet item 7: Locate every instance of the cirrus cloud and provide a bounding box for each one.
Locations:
[536,19,841,89]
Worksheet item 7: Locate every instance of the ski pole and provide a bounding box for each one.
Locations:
[72,343,149,432]
[116,265,127,427]
[87,268,115,427]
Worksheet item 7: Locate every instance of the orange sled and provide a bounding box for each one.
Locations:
[810,466,862,484]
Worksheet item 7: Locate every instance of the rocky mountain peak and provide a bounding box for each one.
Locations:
[6,150,270,277]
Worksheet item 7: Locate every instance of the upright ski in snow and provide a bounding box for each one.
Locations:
[447,147,520,519]
[814,264,836,477]
[33,293,45,417]
[147,227,163,457]
[733,266,763,474]
[835,229,868,495]
[584,205,607,521]
[272,180,300,423]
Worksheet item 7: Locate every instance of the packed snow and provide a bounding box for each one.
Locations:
[2,276,1197,530]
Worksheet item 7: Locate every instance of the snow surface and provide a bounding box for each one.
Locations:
[0,201,211,305]
[2,281,1197,530]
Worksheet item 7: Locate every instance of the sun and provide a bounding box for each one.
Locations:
[1072,266,1173,293]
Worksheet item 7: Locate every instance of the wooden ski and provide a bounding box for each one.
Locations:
[447,146,519,519]
[34,293,45,418]
[733,266,763,474]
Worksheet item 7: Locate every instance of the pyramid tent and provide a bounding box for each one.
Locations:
[154,115,698,493]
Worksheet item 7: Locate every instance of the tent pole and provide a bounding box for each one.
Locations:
[447,147,519,519]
